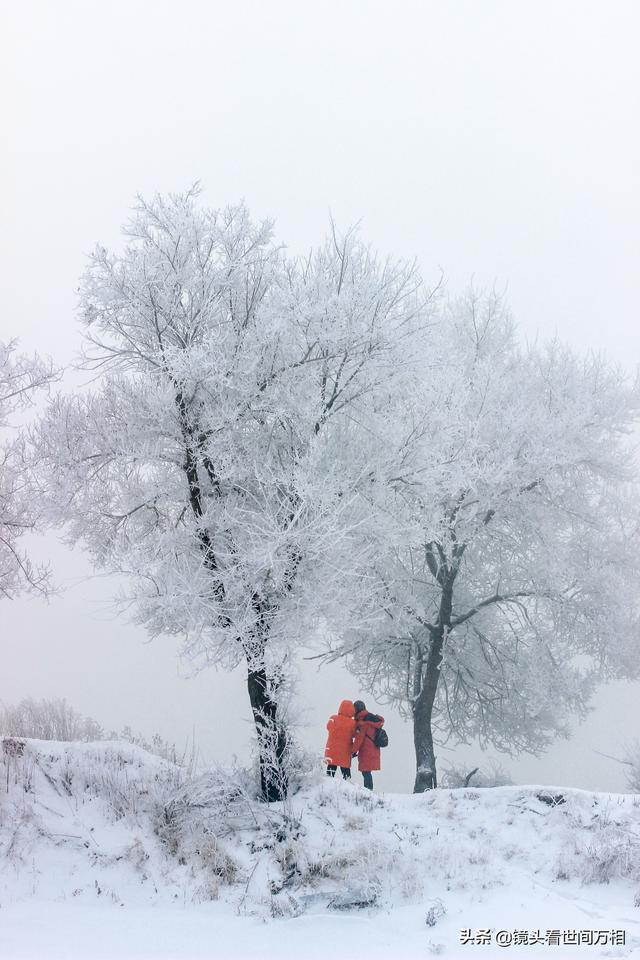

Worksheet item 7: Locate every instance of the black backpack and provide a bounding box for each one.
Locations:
[373,726,389,749]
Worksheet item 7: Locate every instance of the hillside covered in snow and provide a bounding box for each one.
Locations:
[1,737,639,959]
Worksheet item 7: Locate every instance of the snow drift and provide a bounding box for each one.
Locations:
[1,737,640,959]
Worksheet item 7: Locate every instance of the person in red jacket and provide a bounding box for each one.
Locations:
[324,699,356,779]
[352,699,384,790]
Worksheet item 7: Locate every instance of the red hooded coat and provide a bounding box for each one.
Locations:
[324,700,356,768]
[353,710,385,772]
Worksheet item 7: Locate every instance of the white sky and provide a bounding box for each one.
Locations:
[1,0,638,792]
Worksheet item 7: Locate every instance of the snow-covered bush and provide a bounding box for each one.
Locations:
[441,760,513,789]
[576,826,640,885]
[156,763,272,902]
[556,796,640,885]
[0,697,103,742]
[115,726,182,766]
[425,897,447,926]
[159,764,263,842]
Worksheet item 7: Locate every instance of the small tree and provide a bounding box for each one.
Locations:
[0,340,59,599]
[35,189,426,800]
[338,290,640,791]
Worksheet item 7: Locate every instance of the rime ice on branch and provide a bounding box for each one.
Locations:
[0,340,59,599]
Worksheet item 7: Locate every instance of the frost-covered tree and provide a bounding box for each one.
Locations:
[336,290,640,792]
[0,341,59,598]
[34,188,426,800]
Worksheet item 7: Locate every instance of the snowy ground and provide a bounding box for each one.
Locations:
[1,738,639,959]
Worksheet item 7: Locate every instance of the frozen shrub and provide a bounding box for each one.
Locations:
[155,764,268,894]
[300,850,359,885]
[558,804,640,886]
[425,898,446,926]
[553,858,571,882]
[160,765,260,840]
[441,759,513,789]
[194,836,239,884]
[124,838,150,871]
[576,828,640,884]
[2,737,25,758]
[115,727,181,766]
[193,879,220,903]
[269,891,303,918]
[0,698,103,742]
[399,868,424,901]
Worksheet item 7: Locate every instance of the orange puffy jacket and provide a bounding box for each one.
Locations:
[324,700,356,768]
[353,710,385,772]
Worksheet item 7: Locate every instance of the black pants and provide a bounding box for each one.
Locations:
[326,764,351,779]
[362,771,373,790]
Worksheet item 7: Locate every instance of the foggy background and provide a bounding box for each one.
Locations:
[1,0,638,792]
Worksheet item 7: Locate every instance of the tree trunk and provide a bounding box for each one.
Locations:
[176,403,290,802]
[412,643,440,792]
[177,397,302,805]
[412,578,453,792]
[246,663,289,803]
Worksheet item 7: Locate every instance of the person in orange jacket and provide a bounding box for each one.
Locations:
[324,699,356,779]
[352,699,384,790]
